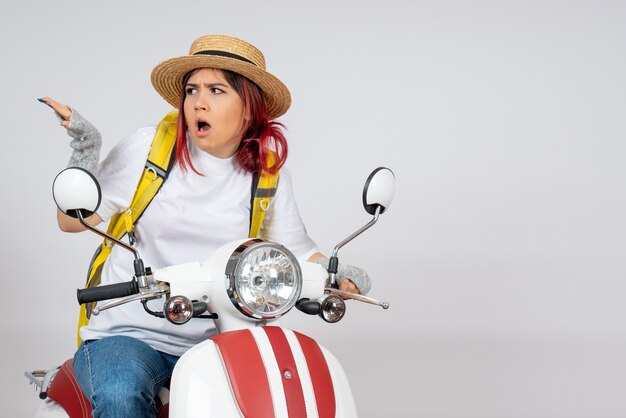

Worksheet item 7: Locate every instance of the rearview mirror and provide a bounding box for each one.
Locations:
[362,167,395,215]
[52,167,101,219]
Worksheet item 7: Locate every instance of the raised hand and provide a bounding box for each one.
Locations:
[38,96,72,126]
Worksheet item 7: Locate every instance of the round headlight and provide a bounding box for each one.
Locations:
[225,240,302,319]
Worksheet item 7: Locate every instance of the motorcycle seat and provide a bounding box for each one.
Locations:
[47,359,169,418]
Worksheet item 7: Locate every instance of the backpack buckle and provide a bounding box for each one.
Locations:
[147,167,158,181]
[128,228,136,246]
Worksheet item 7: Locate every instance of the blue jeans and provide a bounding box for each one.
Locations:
[73,336,179,418]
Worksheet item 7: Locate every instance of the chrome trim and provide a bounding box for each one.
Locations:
[331,205,381,259]
[325,287,390,309]
[25,367,59,399]
[77,210,140,260]
[92,284,168,315]
[164,295,194,325]
[225,239,303,320]
[329,205,381,284]
[319,294,346,323]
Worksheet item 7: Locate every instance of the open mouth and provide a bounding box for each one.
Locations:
[197,120,211,132]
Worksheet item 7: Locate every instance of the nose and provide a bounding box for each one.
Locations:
[194,90,210,111]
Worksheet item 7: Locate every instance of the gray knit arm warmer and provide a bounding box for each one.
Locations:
[313,257,372,295]
[65,109,102,174]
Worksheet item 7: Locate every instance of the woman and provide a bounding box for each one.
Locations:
[44,34,370,417]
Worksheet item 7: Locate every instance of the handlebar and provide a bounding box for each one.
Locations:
[77,279,139,304]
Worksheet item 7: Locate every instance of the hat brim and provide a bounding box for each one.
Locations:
[151,55,291,119]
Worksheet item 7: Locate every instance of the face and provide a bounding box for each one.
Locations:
[183,68,248,158]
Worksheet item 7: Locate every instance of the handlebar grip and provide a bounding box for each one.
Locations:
[77,280,139,305]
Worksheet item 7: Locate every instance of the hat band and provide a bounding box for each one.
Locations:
[193,50,256,66]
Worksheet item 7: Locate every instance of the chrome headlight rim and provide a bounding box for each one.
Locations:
[225,239,302,320]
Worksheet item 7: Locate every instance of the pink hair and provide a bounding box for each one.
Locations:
[175,69,288,175]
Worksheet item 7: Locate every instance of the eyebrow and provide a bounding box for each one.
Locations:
[185,82,229,89]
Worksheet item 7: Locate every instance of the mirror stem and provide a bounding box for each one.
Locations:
[331,205,381,258]
[75,210,140,261]
[76,210,150,287]
[328,205,381,285]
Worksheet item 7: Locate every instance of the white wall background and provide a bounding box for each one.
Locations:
[2,1,625,417]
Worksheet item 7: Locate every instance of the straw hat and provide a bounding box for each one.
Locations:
[151,35,291,118]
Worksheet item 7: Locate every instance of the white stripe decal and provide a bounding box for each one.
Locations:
[284,329,320,418]
[250,327,289,418]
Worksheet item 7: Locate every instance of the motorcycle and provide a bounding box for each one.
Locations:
[26,166,395,417]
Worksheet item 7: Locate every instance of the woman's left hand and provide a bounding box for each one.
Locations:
[338,279,360,294]
[309,252,371,295]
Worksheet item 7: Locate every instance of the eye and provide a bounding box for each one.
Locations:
[185,87,197,95]
[211,88,224,94]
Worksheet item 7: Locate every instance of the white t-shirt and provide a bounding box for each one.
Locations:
[80,126,318,356]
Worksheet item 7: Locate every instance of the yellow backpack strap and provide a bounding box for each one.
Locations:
[77,110,178,346]
[110,110,179,242]
[249,152,279,238]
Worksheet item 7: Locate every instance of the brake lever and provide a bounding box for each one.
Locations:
[92,284,168,315]
[325,287,389,309]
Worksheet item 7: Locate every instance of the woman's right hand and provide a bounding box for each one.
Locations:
[42,98,104,232]
[42,99,102,173]
[41,96,72,127]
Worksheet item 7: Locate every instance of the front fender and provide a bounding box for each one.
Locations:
[169,326,357,418]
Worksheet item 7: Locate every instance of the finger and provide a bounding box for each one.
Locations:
[42,96,72,120]
[339,279,359,294]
